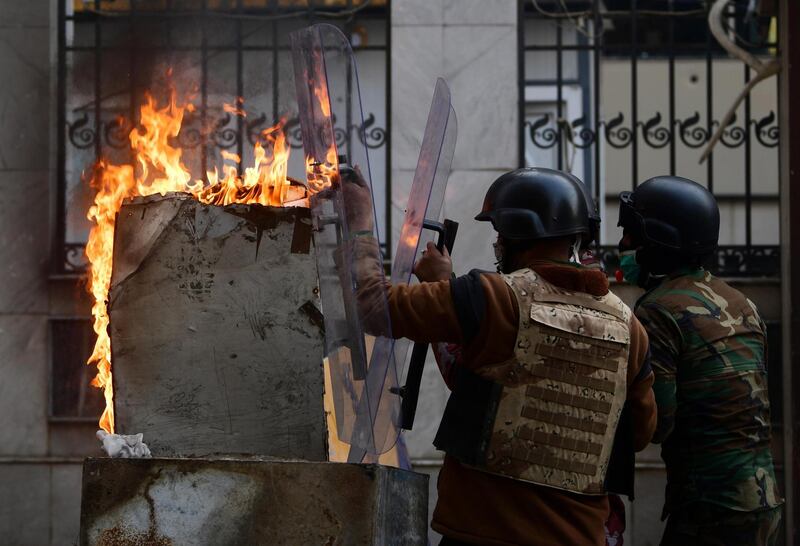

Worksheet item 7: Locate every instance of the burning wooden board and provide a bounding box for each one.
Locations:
[108,193,326,459]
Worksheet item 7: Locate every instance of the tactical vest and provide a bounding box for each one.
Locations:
[449,268,631,495]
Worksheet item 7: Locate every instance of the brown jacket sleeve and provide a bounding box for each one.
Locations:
[626,315,657,451]
[383,272,519,365]
[350,233,509,350]
[349,236,463,343]
[387,280,463,343]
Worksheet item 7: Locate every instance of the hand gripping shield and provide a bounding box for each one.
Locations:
[390,78,457,377]
[291,24,397,455]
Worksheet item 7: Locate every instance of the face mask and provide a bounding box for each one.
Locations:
[618,250,641,285]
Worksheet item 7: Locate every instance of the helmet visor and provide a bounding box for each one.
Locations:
[475,210,492,222]
[618,191,685,251]
[617,192,641,230]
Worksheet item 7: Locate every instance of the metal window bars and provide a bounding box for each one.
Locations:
[519,0,780,277]
[56,0,390,273]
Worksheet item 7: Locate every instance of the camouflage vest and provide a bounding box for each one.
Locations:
[473,268,631,495]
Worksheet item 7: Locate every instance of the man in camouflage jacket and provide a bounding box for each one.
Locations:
[618,176,782,546]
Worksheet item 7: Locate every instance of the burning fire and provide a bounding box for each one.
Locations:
[305,80,340,192]
[86,88,336,433]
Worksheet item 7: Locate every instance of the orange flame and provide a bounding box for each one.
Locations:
[305,79,340,192]
[223,97,247,118]
[85,91,323,433]
[314,85,332,118]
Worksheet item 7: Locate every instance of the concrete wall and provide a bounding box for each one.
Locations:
[0,1,94,544]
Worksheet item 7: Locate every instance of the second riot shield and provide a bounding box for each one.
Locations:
[390,78,458,378]
[291,23,398,455]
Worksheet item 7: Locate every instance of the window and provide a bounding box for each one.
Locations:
[50,319,105,419]
[520,0,780,276]
[57,0,391,272]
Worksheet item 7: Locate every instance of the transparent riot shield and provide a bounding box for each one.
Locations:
[390,78,458,378]
[291,24,398,455]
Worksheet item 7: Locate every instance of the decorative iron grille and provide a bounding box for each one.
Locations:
[56,0,390,273]
[519,0,780,277]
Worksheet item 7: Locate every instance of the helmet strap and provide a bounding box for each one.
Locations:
[493,239,505,273]
[570,234,583,265]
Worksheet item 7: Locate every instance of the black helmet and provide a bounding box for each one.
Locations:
[618,176,719,257]
[475,168,592,241]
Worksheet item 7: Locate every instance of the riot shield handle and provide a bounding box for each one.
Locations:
[422,218,458,254]
[397,218,459,430]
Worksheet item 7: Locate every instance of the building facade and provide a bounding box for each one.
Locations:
[0,1,791,545]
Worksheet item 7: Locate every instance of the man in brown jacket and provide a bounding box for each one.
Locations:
[348,167,656,545]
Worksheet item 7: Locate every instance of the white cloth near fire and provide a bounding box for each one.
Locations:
[96,430,152,458]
